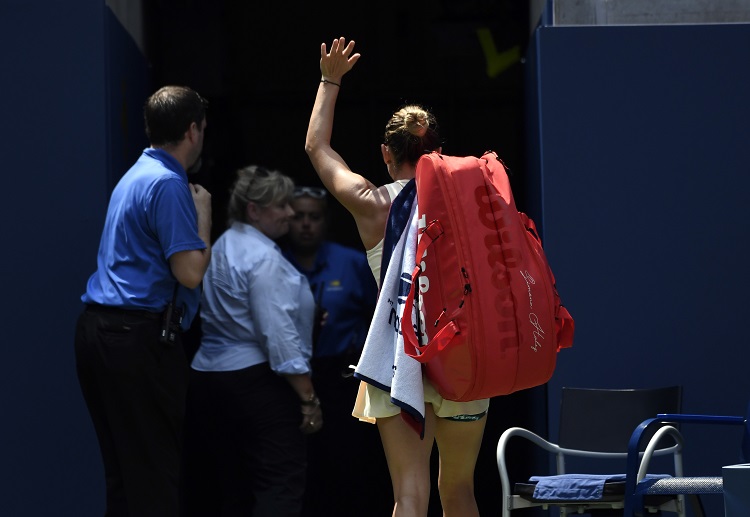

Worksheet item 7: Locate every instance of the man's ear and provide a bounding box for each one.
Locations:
[381,143,391,164]
[186,121,200,144]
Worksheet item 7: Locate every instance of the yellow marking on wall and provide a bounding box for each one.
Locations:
[477,27,521,78]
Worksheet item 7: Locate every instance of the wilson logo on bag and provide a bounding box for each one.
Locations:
[402,151,574,402]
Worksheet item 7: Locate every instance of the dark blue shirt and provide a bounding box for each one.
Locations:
[82,148,205,328]
[284,241,377,358]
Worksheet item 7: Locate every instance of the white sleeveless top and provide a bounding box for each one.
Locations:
[365,180,410,288]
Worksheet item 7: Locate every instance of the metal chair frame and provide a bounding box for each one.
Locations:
[623,410,748,517]
[496,386,684,517]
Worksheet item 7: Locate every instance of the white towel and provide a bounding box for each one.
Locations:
[354,198,426,435]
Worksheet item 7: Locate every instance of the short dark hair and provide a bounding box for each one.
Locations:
[144,86,208,146]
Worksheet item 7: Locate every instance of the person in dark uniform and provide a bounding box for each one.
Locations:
[282,185,391,516]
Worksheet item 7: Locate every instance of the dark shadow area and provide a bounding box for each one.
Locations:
[144,0,531,248]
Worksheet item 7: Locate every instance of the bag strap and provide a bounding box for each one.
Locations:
[401,219,461,363]
[556,305,575,350]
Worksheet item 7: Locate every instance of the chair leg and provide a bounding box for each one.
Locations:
[686,494,706,517]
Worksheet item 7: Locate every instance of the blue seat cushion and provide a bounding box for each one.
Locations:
[523,474,671,501]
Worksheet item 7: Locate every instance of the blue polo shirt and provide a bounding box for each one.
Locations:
[82,148,206,328]
[283,241,378,358]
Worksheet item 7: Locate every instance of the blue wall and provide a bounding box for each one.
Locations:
[0,2,149,514]
[528,21,750,516]
[4,2,749,515]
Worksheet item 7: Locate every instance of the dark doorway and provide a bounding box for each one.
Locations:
[144,2,544,515]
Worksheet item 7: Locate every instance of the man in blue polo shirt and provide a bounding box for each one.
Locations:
[283,186,377,362]
[283,186,392,516]
[74,85,212,517]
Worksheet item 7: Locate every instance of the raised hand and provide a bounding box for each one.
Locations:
[320,37,361,83]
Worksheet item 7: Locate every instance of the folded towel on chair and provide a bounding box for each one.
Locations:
[530,473,672,501]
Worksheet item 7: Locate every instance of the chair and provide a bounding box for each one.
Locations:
[496,386,683,517]
[623,401,750,517]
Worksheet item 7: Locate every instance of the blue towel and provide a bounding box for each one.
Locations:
[530,473,671,501]
[380,179,415,288]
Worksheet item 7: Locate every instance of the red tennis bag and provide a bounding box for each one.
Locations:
[402,151,574,401]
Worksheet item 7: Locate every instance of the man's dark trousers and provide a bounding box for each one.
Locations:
[75,305,189,517]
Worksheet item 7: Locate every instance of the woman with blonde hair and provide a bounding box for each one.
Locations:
[305,37,489,517]
[182,165,321,517]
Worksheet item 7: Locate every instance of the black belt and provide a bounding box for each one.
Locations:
[85,303,164,321]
